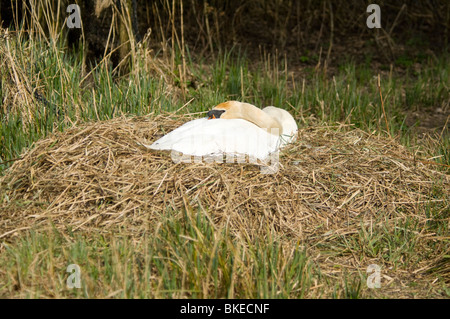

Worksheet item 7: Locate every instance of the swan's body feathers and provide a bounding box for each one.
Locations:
[143,102,298,162]
[147,118,281,160]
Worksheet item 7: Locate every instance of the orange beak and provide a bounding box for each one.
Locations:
[208,114,216,120]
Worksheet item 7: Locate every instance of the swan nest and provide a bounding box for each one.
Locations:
[1,114,448,241]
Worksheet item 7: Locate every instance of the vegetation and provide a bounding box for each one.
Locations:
[0,0,448,298]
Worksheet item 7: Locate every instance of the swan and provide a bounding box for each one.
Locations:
[143,101,298,163]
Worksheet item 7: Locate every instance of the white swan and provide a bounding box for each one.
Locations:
[143,101,298,162]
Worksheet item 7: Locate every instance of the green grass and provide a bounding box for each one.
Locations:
[0,208,313,298]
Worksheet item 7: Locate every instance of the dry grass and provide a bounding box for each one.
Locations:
[1,114,447,238]
[0,29,40,127]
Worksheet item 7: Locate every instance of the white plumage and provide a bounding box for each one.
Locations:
[142,102,297,162]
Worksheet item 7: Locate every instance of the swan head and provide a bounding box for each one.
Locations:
[208,101,242,120]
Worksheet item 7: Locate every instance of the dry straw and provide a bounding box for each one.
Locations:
[1,114,448,243]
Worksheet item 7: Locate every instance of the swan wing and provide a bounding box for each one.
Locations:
[145,118,279,160]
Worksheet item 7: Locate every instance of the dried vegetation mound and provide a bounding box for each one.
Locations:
[0,115,448,240]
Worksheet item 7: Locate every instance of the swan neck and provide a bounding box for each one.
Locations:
[241,103,282,135]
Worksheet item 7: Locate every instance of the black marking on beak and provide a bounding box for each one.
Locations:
[207,109,225,119]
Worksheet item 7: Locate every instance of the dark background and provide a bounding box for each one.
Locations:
[1,0,448,66]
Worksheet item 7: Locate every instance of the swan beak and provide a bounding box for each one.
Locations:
[208,114,216,119]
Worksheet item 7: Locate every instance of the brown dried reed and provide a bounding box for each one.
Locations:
[0,114,448,242]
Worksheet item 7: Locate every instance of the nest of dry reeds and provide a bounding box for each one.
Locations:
[0,114,448,241]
